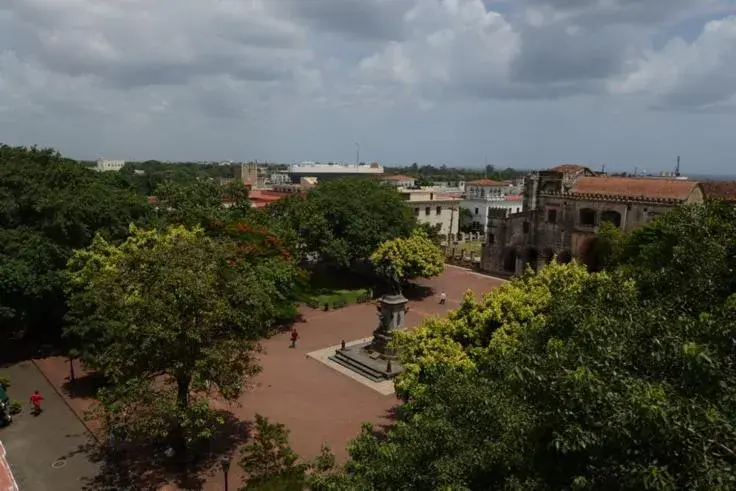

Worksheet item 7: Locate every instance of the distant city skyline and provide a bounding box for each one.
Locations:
[1,1,735,174]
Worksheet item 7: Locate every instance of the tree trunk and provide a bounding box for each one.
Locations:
[174,375,191,463]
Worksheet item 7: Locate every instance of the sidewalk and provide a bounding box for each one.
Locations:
[0,361,100,491]
[0,440,19,491]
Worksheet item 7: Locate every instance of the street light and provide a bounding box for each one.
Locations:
[221,456,231,491]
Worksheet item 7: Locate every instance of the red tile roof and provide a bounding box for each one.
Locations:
[548,164,591,174]
[467,179,504,186]
[700,180,736,203]
[571,177,698,200]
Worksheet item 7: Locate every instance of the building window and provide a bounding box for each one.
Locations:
[414,208,419,216]
[425,207,430,216]
[436,206,442,215]
[579,208,596,227]
[474,208,479,215]
[523,222,530,233]
[547,209,557,224]
[488,234,495,244]
[600,210,622,228]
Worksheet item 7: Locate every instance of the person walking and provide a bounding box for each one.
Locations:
[439,290,447,305]
[290,328,299,348]
[30,390,44,416]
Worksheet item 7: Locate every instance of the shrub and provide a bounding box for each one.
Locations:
[9,400,22,415]
[0,374,10,389]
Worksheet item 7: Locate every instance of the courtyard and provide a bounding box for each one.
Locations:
[8,265,505,490]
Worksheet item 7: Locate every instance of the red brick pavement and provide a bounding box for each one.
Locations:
[34,266,505,490]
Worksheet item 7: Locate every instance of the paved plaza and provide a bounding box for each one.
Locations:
[26,265,505,490]
[0,361,100,491]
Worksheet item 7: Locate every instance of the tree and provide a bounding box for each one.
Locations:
[330,239,736,490]
[153,179,251,230]
[272,178,416,267]
[0,144,152,343]
[65,225,289,453]
[239,414,337,491]
[370,229,444,293]
[616,200,736,315]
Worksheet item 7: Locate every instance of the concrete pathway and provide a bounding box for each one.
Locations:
[0,361,100,491]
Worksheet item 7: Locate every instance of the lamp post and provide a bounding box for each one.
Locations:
[221,456,231,491]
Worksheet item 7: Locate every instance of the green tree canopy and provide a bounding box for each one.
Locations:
[0,144,152,342]
[268,178,416,267]
[65,225,296,450]
[319,201,736,490]
[370,229,444,291]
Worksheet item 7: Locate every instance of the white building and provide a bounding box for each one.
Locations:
[400,189,460,237]
[462,179,524,234]
[287,162,384,182]
[95,159,126,172]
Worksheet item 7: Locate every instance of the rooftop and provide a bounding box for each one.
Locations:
[548,164,591,174]
[570,176,699,201]
[466,178,504,186]
[700,180,736,203]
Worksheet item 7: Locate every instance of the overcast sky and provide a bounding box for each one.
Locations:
[1,0,735,173]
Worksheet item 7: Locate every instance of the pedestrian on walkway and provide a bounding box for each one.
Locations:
[290,328,299,348]
[439,290,447,305]
[29,390,43,416]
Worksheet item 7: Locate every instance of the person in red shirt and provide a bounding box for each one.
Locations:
[290,329,299,348]
[30,390,43,416]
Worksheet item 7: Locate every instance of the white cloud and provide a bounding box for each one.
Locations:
[0,0,735,172]
[611,16,736,109]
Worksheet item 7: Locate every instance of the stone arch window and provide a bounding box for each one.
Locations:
[600,210,622,228]
[579,208,596,227]
[502,248,517,273]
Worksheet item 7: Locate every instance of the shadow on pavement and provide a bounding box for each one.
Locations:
[62,372,107,400]
[77,410,250,490]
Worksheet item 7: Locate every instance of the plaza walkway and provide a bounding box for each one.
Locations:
[0,361,99,491]
[32,266,505,490]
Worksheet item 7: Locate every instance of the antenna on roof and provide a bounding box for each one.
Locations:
[675,155,681,177]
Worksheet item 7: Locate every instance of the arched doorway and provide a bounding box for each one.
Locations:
[502,248,517,273]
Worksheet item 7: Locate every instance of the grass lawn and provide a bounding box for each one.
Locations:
[295,269,373,309]
[454,241,483,253]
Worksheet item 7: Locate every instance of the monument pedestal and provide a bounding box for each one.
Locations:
[329,294,408,382]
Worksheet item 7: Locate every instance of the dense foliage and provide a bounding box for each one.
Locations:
[370,229,444,289]
[65,225,297,450]
[0,145,152,343]
[385,163,522,185]
[269,177,416,267]
[315,200,736,490]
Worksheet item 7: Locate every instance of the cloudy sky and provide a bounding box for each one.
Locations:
[1,0,735,174]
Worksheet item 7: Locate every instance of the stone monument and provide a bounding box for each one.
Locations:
[329,292,409,382]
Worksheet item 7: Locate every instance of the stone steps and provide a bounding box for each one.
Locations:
[329,349,399,383]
